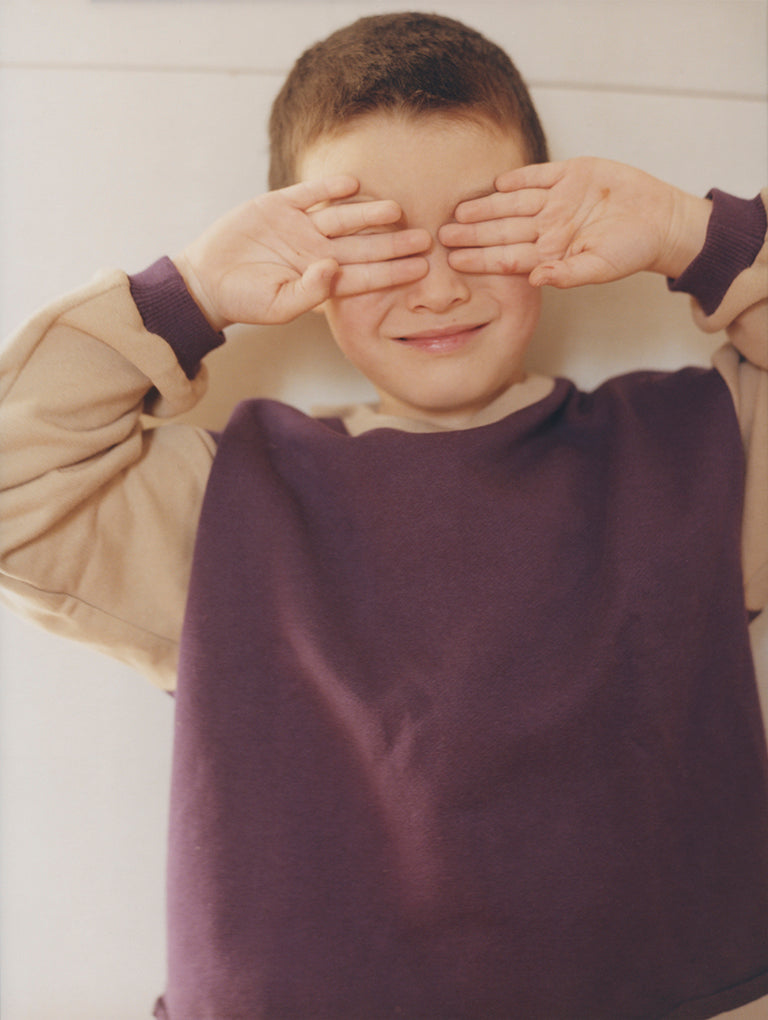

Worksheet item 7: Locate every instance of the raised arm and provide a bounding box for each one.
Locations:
[441,162,768,612]
[0,265,222,688]
[0,178,431,687]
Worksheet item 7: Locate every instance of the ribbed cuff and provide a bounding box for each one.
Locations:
[129,256,225,379]
[668,190,767,316]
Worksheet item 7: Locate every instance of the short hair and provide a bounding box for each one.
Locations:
[268,12,549,190]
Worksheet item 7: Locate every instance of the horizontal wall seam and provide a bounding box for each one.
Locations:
[0,60,766,103]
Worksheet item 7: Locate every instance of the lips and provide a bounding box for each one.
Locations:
[395,323,486,353]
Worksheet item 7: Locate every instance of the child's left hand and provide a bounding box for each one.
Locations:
[439,157,712,288]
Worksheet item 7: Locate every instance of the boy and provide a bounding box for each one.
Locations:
[1,10,767,1019]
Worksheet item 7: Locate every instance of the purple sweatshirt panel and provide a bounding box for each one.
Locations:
[155,369,768,1019]
[128,256,224,378]
[669,190,767,314]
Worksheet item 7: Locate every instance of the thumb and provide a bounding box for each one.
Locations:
[296,257,340,310]
[269,257,340,322]
[529,251,611,289]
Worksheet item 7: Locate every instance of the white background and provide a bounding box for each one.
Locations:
[1,1,766,1016]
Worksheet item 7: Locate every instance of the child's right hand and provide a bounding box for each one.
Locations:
[173,176,431,330]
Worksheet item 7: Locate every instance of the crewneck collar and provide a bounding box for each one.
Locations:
[314,374,555,437]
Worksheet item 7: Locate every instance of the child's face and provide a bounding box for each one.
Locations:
[299,112,541,426]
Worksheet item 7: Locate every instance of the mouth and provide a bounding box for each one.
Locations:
[394,323,486,353]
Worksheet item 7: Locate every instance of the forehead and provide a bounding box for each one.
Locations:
[298,111,526,215]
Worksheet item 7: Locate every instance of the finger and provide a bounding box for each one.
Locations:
[440,217,538,249]
[281,175,360,211]
[453,188,546,224]
[333,256,429,296]
[446,243,541,276]
[311,199,402,238]
[494,161,566,193]
[332,228,431,264]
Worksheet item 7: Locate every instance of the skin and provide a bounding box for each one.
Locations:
[175,110,712,428]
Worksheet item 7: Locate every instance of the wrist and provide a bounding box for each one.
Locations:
[129,257,225,378]
[172,253,230,333]
[667,189,768,313]
[653,190,712,280]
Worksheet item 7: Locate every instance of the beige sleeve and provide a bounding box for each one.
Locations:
[707,191,768,614]
[0,270,217,690]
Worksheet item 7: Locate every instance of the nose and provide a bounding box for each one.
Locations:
[405,241,471,313]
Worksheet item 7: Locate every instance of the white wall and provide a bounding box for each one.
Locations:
[1,1,766,1017]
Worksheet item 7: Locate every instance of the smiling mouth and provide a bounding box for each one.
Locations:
[395,324,486,352]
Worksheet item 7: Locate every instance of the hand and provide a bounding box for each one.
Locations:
[174,176,431,329]
[439,158,711,288]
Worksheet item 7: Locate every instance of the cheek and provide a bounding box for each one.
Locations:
[520,284,543,324]
[483,277,542,327]
[502,275,541,303]
[323,293,389,351]
[499,279,542,322]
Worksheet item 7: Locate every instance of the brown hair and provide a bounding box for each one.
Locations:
[268,12,549,190]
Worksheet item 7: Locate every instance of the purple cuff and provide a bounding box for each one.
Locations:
[128,256,225,379]
[668,189,767,316]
